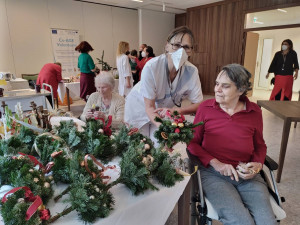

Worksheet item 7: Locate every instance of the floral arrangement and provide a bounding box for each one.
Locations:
[154,110,203,149]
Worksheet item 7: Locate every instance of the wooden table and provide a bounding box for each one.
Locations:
[257,100,300,183]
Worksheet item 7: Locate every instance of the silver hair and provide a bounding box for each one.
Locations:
[94,72,115,89]
[221,64,252,96]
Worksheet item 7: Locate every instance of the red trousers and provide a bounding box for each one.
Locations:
[269,75,293,101]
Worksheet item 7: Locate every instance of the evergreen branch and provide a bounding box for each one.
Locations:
[54,186,71,202]
[48,206,74,223]
[191,121,204,128]
[154,116,163,123]
[106,177,122,190]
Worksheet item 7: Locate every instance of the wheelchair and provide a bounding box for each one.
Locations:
[187,151,286,225]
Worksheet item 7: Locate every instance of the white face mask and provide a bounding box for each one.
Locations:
[141,51,146,58]
[282,45,288,51]
[170,47,188,71]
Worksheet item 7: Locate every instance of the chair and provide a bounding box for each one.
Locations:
[188,152,286,225]
[21,73,39,89]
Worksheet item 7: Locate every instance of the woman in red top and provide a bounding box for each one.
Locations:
[37,62,62,99]
[188,64,277,225]
[136,46,155,80]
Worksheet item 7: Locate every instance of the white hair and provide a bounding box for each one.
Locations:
[94,72,115,89]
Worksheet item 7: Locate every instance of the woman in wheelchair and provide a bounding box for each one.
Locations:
[187,64,278,225]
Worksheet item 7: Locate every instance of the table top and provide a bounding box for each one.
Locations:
[257,100,300,121]
[0,157,190,225]
[0,89,51,101]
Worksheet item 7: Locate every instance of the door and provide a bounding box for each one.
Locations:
[258,39,273,89]
[243,32,259,97]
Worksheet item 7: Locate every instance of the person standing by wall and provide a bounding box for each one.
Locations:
[116,41,133,97]
[266,39,299,101]
[75,41,97,101]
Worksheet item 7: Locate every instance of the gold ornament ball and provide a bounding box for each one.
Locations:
[172,122,178,126]
[178,123,184,128]
[44,182,50,188]
[38,205,45,211]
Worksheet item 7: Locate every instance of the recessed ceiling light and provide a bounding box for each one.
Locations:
[132,0,143,2]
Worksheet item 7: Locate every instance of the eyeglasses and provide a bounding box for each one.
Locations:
[170,43,193,53]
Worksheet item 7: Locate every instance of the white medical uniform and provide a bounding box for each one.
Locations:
[124,54,203,140]
[116,54,133,96]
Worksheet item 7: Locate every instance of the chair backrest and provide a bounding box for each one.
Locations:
[21,74,39,81]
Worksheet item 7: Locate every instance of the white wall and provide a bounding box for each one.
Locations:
[139,9,175,56]
[254,27,300,92]
[0,0,138,77]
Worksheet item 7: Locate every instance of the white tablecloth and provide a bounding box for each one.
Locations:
[0,89,52,113]
[57,82,81,101]
[46,156,189,225]
[57,79,119,102]
[0,158,189,225]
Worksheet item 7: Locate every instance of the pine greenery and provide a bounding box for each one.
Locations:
[0,156,53,204]
[1,189,45,225]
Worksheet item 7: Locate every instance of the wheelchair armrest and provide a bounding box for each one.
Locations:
[264,155,278,170]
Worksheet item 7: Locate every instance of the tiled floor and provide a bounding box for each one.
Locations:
[63,89,299,225]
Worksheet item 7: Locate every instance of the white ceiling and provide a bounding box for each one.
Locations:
[79,0,224,14]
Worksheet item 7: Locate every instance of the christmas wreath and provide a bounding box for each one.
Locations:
[154,110,203,149]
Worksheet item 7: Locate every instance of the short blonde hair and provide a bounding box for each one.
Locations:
[117,41,129,56]
[95,72,115,89]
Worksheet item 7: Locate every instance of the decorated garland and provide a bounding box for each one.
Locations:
[0,103,195,224]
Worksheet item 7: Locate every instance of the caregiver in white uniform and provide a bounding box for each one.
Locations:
[116,41,133,97]
[124,26,203,143]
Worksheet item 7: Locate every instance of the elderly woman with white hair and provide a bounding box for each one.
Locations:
[80,73,125,128]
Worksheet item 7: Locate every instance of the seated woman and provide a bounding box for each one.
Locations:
[80,73,125,129]
[188,64,277,225]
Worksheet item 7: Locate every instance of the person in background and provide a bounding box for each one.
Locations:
[138,43,147,61]
[129,50,139,86]
[124,26,203,144]
[136,46,155,80]
[36,62,62,106]
[188,64,277,225]
[266,39,299,101]
[80,73,125,129]
[116,41,133,97]
[75,41,97,101]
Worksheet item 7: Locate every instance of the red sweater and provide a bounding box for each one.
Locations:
[187,97,266,168]
[136,57,152,80]
[37,63,62,98]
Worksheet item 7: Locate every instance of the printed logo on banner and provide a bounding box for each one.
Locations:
[51,29,80,78]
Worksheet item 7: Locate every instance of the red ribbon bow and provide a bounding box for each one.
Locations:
[2,186,43,221]
[18,152,44,170]
[97,115,112,137]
